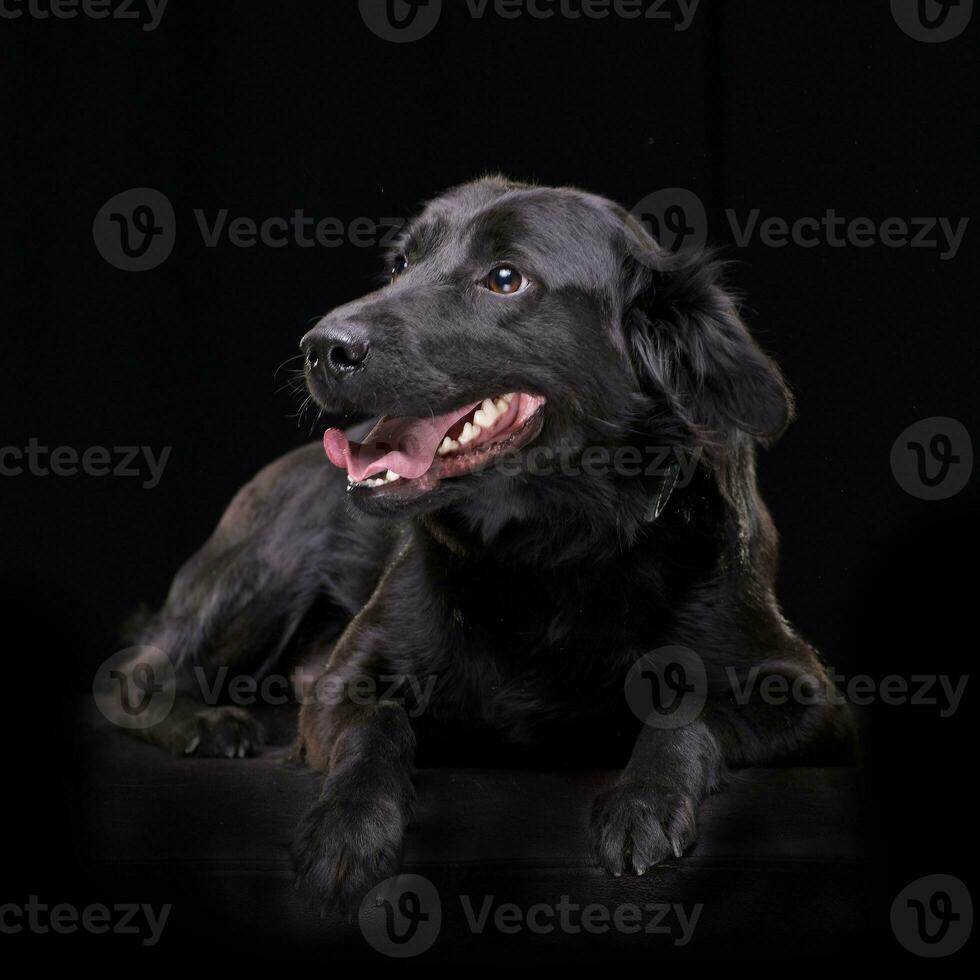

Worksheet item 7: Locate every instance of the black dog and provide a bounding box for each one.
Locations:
[122,177,853,908]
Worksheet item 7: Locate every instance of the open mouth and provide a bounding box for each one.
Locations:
[323,392,546,496]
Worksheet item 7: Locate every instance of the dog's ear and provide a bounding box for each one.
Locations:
[620,227,794,446]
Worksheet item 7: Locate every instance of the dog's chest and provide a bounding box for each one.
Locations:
[431,560,665,723]
[450,561,609,646]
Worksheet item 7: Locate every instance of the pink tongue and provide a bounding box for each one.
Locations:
[323,402,479,481]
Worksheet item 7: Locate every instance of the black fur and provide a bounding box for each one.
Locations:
[123,178,854,911]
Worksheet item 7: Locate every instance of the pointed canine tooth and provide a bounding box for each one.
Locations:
[385,470,399,482]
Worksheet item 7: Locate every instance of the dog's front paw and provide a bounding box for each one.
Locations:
[170,706,263,758]
[590,780,699,876]
[291,784,407,911]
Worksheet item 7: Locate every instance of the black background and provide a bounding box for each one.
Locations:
[1,0,977,965]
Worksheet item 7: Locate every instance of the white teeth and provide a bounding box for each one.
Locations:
[349,474,390,488]
[434,394,519,461]
[474,399,500,429]
[458,422,481,446]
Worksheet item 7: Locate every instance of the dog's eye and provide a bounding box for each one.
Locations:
[390,255,409,279]
[483,266,529,295]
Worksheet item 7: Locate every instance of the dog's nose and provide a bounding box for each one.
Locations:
[302,322,370,378]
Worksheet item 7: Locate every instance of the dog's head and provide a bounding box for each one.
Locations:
[303,177,792,521]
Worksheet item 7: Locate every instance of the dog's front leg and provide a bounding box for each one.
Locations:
[291,681,416,910]
[591,654,854,875]
[590,719,723,876]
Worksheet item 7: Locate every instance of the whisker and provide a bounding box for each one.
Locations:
[288,394,313,423]
[274,354,305,380]
[307,406,325,436]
